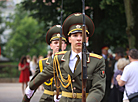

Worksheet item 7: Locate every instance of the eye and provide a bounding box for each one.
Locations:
[62,41,65,44]
[73,34,77,37]
[54,41,58,44]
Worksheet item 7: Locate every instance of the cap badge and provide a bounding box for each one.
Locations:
[74,14,81,16]
[56,25,61,28]
[76,25,81,29]
[57,34,60,37]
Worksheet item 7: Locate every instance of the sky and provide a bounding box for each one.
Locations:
[13,0,22,4]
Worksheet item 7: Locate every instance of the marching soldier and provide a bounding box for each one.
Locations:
[22,25,67,102]
[23,13,106,102]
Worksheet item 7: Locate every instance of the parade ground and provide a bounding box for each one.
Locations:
[0,83,43,102]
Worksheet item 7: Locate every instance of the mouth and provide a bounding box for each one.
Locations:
[76,43,81,46]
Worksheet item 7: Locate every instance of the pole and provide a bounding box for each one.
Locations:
[81,0,87,102]
[56,0,63,99]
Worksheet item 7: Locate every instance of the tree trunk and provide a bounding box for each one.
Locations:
[123,0,135,49]
[89,7,105,55]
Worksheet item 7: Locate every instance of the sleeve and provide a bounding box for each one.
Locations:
[18,63,21,66]
[30,62,33,71]
[121,66,129,82]
[29,59,54,90]
[22,62,41,102]
[86,58,106,102]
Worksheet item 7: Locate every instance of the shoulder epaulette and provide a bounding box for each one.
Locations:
[89,53,102,59]
[55,51,67,55]
[40,57,48,61]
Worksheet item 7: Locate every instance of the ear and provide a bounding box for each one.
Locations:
[63,44,67,50]
[68,37,71,43]
[86,37,89,43]
[50,43,53,49]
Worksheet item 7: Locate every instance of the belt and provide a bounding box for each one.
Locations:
[62,91,88,99]
[44,89,62,96]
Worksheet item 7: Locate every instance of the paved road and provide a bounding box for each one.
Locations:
[0,83,43,102]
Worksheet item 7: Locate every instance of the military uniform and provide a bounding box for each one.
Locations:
[22,25,67,102]
[27,13,106,102]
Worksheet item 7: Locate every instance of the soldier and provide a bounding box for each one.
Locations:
[23,13,106,102]
[22,25,67,102]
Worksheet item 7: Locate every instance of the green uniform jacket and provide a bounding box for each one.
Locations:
[22,56,56,102]
[29,50,106,102]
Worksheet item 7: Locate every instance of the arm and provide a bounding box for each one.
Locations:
[116,75,126,86]
[29,60,54,90]
[86,58,106,102]
[18,65,26,71]
[22,63,41,102]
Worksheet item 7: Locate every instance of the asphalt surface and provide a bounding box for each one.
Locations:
[0,83,43,102]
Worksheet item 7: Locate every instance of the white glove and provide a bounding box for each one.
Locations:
[25,86,34,99]
[54,95,61,102]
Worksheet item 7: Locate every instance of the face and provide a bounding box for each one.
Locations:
[115,53,121,60]
[50,40,67,54]
[102,49,108,55]
[68,32,88,53]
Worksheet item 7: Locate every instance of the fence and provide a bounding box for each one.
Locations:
[0,62,19,78]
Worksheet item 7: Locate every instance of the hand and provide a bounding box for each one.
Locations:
[25,86,34,99]
[116,75,121,82]
[54,95,61,102]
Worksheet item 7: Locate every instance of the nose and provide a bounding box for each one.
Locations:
[77,35,82,40]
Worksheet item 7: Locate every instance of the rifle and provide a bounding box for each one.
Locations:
[81,0,87,102]
[56,0,63,99]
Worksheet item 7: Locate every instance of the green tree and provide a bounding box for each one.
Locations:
[21,0,130,54]
[0,0,6,55]
[4,4,46,60]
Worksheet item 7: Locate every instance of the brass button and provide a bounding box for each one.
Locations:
[72,79,75,82]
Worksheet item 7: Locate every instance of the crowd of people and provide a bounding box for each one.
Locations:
[101,47,138,102]
[17,13,138,102]
[18,54,53,95]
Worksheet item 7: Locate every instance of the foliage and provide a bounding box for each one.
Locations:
[4,4,47,60]
[20,0,128,54]
[0,61,19,78]
[0,0,6,55]
[94,0,127,49]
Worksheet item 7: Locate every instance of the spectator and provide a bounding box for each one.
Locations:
[26,55,31,63]
[18,56,30,95]
[101,46,113,102]
[109,58,129,102]
[114,51,124,73]
[47,50,52,58]
[116,49,138,102]
[38,55,43,63]
[29,55,37,79]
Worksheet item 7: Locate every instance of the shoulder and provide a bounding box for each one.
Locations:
[38,57,49,63]
[55,51,67,56]
[18,63,21,66]
[89,53,103,59]
[41,57,49,61]
[26,62,29,65]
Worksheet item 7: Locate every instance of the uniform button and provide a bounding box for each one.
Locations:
[73,87,76,90]
[72,80,75,82]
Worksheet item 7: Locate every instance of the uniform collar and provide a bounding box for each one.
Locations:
[70,50,81,60]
